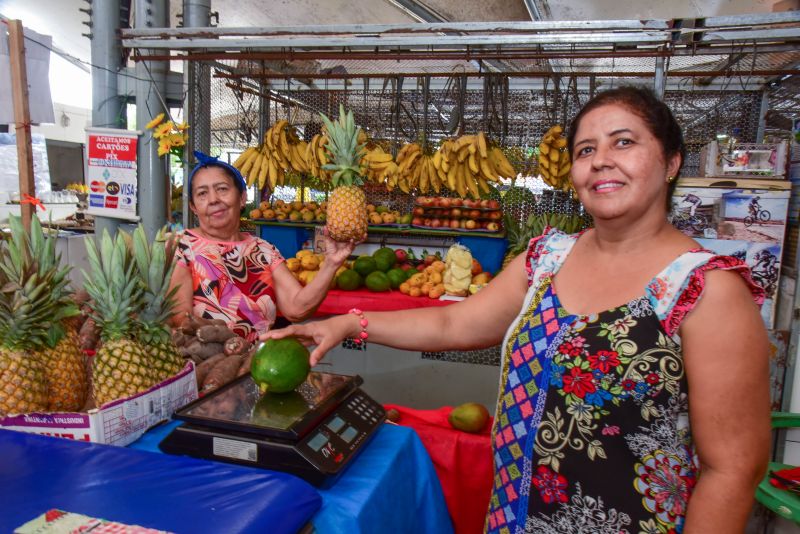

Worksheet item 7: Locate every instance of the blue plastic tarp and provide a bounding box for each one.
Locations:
[0,429,321,533]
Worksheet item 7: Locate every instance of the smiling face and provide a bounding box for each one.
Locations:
[189,166,246,235]
[570,103,681,224]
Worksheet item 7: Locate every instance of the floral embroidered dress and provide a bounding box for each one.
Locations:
[486,229,763,534]
[174,230,285,342]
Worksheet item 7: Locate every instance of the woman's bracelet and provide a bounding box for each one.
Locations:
[348,308,369,345]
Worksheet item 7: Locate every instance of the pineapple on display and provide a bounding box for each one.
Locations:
[131,226,184,381]
[83,230,155,406]
[319,105,368,242]
[0,216,80,416]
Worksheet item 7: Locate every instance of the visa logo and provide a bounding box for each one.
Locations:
[120,183,136,196]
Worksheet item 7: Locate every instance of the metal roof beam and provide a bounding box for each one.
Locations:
[123,31,670,50]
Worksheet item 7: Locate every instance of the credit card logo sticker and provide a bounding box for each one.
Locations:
[105,196,118,209]
[90,181,105,193]
[89,194,104,208]
[106,182,120,195]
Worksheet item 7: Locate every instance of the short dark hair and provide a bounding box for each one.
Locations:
[567,86,686,208]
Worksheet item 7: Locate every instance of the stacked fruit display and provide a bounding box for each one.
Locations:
[0,217,189,417]
[411,196,503,232]
[366,204,413,226]
[250,199,327,223]
[285,249,334,287]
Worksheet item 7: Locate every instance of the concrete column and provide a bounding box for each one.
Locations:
[90,0,125,238]
[182,0,211,229]
[135,0,170,240]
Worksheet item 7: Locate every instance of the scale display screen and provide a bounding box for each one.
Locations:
[307,432,329,452]
[327,416,345,432]
[340,426,358,443]
[181,372,354,431]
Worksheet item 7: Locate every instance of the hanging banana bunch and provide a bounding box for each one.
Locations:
[265,119,309,176]
[232,141,278,190]
[431,132,516,199]
[305,133,334,184]
[361,142,398,185]
[538,125,572,193]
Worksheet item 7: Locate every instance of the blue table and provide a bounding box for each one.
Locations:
[132,420,454,533]
[0,429,320,533]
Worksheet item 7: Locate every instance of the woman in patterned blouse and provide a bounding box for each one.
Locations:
[169,152,356,342]
[264,88,769,533]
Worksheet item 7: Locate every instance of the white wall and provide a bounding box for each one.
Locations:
[32,103,90,145]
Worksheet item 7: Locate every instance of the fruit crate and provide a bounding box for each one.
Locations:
[252,220,508,274]
[0,362,198,446]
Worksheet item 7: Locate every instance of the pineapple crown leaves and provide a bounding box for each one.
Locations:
[81,230,143,342]
[0,215,78,351]
[319,104,366,188]
[131,225,180,330]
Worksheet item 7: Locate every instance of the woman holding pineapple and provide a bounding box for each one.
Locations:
[264,91,769,533]
[169,151,355,343]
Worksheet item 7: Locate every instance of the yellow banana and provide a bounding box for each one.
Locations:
[477,131,488,158]
[234,146,257,169]
[468,152,479,175]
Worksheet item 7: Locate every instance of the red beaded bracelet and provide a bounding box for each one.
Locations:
[348,308,369,345]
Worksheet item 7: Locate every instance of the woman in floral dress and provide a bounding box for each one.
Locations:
[170,152,356,342]
[264,88,770,533]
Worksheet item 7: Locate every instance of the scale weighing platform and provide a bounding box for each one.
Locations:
[160,372,385,487]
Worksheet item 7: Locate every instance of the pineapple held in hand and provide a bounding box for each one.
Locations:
[319,105,368,242]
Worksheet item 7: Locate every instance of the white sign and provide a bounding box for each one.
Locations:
[84,127,139,221]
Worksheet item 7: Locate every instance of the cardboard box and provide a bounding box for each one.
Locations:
[0,362,197,447]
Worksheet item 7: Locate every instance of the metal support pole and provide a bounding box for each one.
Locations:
[653,56,667,99]
[182,0,211,230]
[136,0,169,240]
[91,0,125,238]
[756,89,770,143]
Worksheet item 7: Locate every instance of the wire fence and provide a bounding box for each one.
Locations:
[184,50,799,367]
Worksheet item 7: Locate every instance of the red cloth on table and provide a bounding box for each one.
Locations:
[384,404,493,534]
[315,288,456,316]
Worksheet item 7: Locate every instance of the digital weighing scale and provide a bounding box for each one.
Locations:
[159,372,385,487]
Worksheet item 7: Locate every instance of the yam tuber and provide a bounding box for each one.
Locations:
[194,353,227,388]
[197,324,236,344]
[224,336,249,356]
[202,355,243,393]
[171,330,188,348]
[237,352,253,377]
[180,313,224,335]
[181,340,225,363]
[78,317,100,351]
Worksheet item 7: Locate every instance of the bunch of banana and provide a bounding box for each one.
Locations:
[361,143,398,185]
[265,119,309,175]
[531,212,586,235]
[538,125,572,192]
[305,133,334,183]
[233,141,283,189]
[389,142,420,193]
[432,132,516,199]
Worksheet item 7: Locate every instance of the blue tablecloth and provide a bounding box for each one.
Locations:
[0,429,320,533]
[132,420,454,533]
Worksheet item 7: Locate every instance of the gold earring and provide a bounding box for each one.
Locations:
[666,175,675,183]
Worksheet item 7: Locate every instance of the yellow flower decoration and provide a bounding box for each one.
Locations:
[166,132,186,147]
[176,122,190,132]
[157,139,172,156]
[153,121,174,139]
[145,113,165,130]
